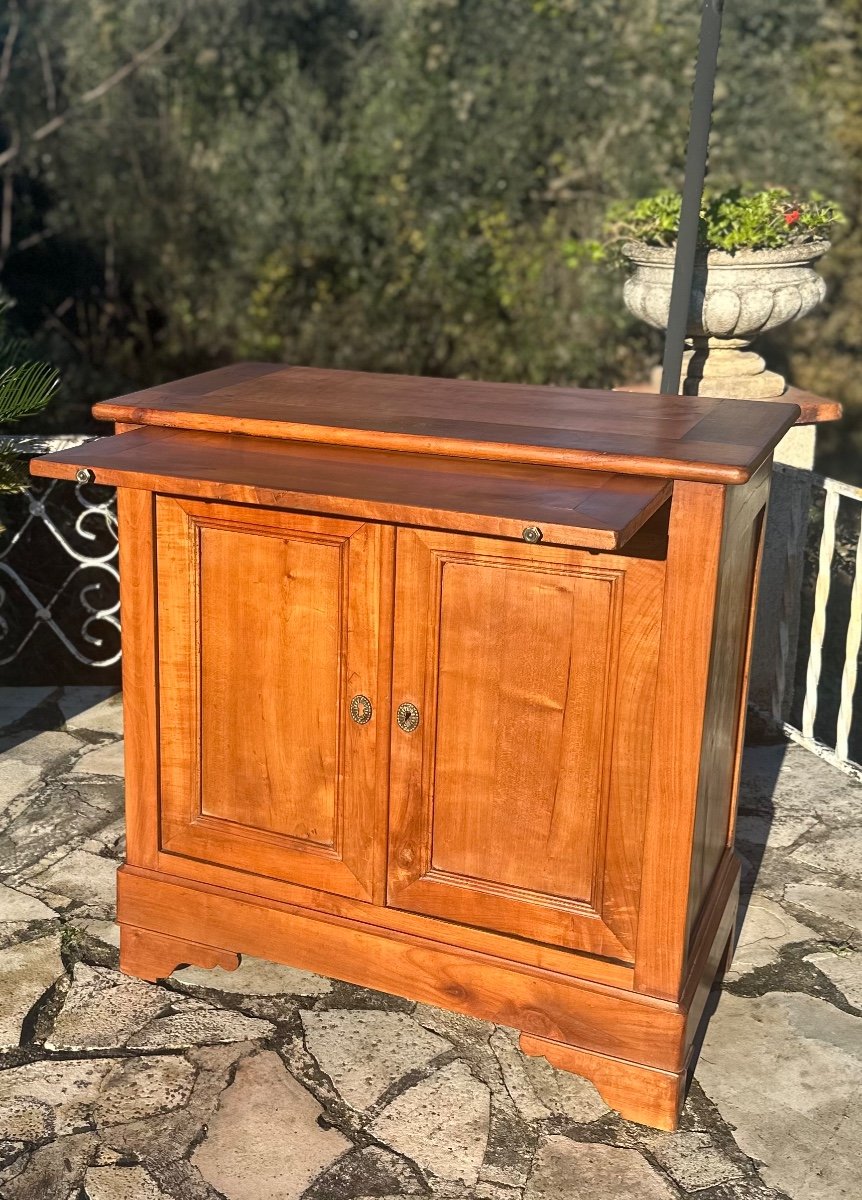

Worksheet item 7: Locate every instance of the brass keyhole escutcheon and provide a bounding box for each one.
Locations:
[396,702,420,733]
[349,694,373,725]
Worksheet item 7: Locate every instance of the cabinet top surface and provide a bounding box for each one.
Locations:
[92,362,800,484]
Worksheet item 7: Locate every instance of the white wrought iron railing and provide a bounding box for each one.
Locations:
[790,466,862,780]
[0,435,119,677]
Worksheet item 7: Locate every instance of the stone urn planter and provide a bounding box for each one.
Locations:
[622,239,829,398]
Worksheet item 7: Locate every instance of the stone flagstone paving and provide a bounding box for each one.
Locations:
[0,686,861,1200]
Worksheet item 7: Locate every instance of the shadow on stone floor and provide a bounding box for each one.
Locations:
[0,686,119,756]
[734,727,788,931]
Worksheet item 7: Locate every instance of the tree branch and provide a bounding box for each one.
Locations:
[0,1,20,98]
[14,227,55,253]
[0,17,183,170]
[37,35,57,115]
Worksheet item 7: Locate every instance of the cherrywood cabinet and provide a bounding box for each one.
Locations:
[32,364,800,1131]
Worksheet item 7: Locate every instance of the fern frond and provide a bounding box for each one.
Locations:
[0,361,60,426]
[0,438,29,492]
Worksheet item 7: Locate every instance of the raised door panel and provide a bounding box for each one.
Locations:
[388,528,665,961]
[199,524,341,841]
[156,496,389,901]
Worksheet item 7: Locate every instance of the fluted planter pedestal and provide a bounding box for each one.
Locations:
[622,240,830,400]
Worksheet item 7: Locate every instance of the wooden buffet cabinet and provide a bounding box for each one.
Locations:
[32,364,799,1130]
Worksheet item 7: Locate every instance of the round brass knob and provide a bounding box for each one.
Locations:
[522,525,543,544]
[75,468,95,485]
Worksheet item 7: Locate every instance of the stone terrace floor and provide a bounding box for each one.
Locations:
[0,688,861,1200]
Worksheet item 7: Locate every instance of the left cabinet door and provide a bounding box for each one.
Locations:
[155,495,390,902]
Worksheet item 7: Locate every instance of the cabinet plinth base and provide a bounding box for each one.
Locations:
[120,924,240,982]
[519,1033,687,1130]
[116,856,739,1130]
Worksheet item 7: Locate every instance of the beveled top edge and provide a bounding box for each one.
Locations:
[92,363,801,484]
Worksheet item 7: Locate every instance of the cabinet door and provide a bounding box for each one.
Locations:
[387,528,665,961]
[156,496,389,902]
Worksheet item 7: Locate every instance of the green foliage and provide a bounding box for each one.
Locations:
[779,0,862,480]
[602,187,844,253]
[0,0,858,478]
[0,305,59,493]
[0,362,60,427]
[572,187,845,262]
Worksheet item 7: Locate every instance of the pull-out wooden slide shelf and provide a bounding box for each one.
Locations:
[32,364,800,1130]
[30,425,672,551]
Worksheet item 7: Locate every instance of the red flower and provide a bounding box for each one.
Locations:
[785,210,801,225]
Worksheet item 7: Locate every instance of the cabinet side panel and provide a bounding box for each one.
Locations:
[117,488,159,870]
[687,467,769,941]
[156,496,200,854]
[634,482,726,1000]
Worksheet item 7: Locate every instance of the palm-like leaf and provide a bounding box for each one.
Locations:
[0,361,61,425]
[0,357,60,499]
[0,439,29,493]
[0,304,60,501]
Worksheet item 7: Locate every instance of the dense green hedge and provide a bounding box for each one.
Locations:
[1,0,859,475]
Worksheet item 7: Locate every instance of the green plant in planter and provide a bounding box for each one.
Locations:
[0,300,59,495]
[569,188,845,264]
[604,189,846,400]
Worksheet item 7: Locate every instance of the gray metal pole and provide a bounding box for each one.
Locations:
[660,0,725,396]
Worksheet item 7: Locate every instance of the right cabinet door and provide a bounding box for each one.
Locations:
[387,527,665,962]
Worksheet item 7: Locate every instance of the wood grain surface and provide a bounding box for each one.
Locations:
[155,497,390,903]
[85,363,799,482]
[117,865,687,1071]
[120,925,240,983]
[116,489,160,872]
[519,1033,687,1131]
[30,426,671,551]
[620,381,841,426]
[386,528,664,962]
